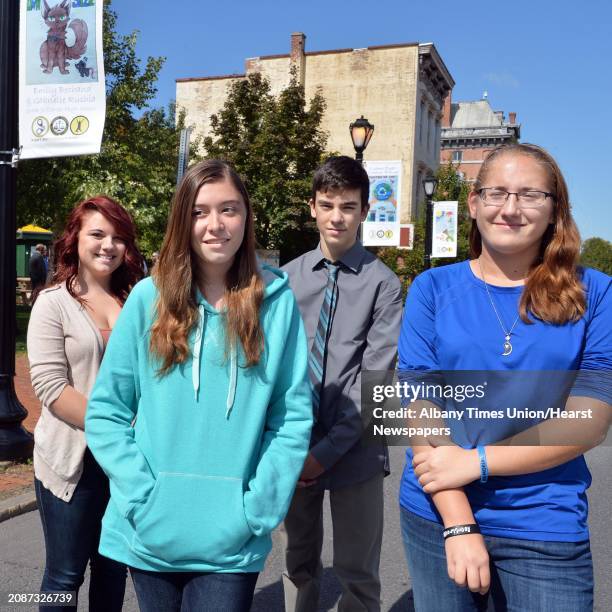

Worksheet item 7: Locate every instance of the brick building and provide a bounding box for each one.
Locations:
[176,33,454,222]
[440,93,520,181]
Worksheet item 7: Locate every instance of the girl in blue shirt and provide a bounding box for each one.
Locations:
[398,144,611,611]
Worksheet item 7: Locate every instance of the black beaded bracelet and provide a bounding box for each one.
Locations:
[443,524,481,540]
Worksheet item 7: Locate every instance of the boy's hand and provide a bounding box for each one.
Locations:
[296,478,318,488]
[300,452,325,480]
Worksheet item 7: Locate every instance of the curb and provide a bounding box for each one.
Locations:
[0,490,37,523]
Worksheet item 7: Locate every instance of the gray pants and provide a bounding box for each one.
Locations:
[282,472,384,612]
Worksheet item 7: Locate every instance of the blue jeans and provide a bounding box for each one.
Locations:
[35,449,126,612]
[130,567,259,612]
[400,507,593,612]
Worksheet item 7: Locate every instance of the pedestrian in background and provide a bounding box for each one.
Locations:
[85,160,312,612]
[282,156,403,611]
[29,243,47,304]
[27,195,144,611]
[398,143,611,611]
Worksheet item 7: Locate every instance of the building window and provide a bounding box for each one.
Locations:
[452,150,463,162]
[419,101,425,143]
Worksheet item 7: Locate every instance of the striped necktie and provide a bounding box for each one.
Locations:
[309,260,339,419]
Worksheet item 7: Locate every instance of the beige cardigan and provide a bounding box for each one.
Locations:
[27,283,106,501]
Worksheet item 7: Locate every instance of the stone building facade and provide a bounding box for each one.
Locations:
[176,34,454,222]
[440,94,520,181]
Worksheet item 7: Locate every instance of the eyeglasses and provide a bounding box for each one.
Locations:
[477,188,555,208]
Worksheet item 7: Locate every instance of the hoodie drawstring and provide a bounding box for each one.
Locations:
[192,303,238,419]
[192,305,205,401]
[226,346,237,419]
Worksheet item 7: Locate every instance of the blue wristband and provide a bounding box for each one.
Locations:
[477,445,488,483]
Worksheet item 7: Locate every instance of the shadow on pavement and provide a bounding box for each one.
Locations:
[252,567,343,611]
[388,589,415,611]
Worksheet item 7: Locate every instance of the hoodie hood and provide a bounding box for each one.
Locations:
[191,264,289,415]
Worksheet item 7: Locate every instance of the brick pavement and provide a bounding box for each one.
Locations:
[0,354,39,496]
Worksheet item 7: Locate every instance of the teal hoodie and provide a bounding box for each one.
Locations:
[85,266,312,572]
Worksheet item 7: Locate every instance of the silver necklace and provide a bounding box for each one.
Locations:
[477,258,520,356]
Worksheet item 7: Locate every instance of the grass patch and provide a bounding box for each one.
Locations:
[16,306,30,354]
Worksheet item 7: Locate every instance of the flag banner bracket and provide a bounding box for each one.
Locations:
[0,147,23,168]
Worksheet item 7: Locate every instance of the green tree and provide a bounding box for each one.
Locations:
[203,72,329,262]
[375,162,472,294]
[17,0,191,257]
[580,237,612,274]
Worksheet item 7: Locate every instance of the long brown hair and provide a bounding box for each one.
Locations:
[150,160,264,375]
[52,195,144,304]
[470,143,585,324]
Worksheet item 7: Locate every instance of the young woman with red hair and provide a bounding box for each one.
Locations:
[27,195,144,611]
[398,144,611,610]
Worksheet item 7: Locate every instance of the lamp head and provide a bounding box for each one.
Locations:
[350,115,375,155]
[423,175,438,197]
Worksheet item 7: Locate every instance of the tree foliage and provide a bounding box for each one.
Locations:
[376,162,472,294]
[203,72,329,263]
[580,237,612,275]
[17,0,191,257]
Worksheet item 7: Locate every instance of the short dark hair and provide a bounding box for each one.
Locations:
[311,156,370,209]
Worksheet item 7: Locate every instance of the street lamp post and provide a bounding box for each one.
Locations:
[0,0,33,460]
[349,116,374,163]
[422,175,438,271]
[350,116,374,242]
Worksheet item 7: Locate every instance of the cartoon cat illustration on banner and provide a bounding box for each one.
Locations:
[40,0,88,75]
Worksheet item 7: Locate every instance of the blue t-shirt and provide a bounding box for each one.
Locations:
[398,261,611,542]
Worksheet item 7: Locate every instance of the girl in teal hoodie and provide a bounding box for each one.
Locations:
[85,160,313,611]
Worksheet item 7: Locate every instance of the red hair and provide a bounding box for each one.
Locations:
[52,195,144,304]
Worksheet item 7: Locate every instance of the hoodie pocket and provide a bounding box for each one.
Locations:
[132,472,252,564]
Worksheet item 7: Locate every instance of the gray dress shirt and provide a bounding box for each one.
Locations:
[282,241,403,489]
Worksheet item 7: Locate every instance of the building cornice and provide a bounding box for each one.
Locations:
[367,42,419,51]
[418,43,455,107]
[176,73,245,83]
[441,126,520,139]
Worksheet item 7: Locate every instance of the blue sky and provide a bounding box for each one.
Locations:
[112,0,611,241]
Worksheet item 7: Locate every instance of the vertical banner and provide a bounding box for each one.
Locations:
[19,0,105,159]
[362,160,402,247]
[432,201,458,258]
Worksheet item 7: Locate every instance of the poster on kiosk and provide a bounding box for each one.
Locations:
[362,160,402,247]
[19,0,106,159]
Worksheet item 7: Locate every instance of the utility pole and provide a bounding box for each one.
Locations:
[0,0,34,460]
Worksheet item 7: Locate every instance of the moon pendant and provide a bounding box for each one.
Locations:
[502,340,513,356]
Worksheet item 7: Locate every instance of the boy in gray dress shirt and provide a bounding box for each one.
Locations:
[282,156,403,611]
